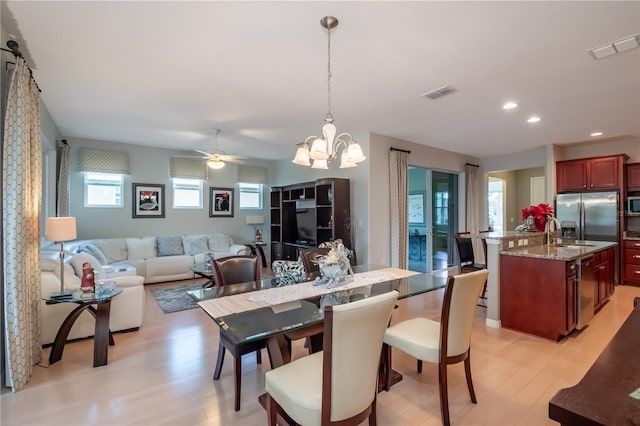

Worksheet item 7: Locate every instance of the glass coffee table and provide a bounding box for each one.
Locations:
[191,263,216,288]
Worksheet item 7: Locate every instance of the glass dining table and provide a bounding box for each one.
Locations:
[191,265,448,390]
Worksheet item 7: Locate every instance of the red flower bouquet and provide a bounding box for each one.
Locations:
[521,203,554,232]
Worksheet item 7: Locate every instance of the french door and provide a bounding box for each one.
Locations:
[408,167,458,273]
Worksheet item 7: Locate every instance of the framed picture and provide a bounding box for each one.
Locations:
[132,183,165,218]
[408,192,425,225]
[209,187,234,217]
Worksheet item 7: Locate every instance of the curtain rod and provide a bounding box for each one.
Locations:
[1,41,42,93]
[390,147,411,154]
[465,162,479,168]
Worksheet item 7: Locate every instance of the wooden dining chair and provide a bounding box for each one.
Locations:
[454,232,486,274]
[265,290,399,426]
[300,247,330,273]
[211,255,262,411]
[382,269,489,426]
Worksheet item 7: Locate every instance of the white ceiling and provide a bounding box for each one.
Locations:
[2,1,639,161]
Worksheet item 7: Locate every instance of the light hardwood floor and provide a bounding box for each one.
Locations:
[2,278,639,425]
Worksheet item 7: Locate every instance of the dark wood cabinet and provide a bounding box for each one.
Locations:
[500,255,577,341]
[626,163,640,192]
[557,159,588,192]
[556,155,625,193]
[594,247,615,310]
[622,240,640,286]
[270,178,351,261]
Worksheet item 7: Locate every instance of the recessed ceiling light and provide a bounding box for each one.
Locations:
[591,132,603,137]
[527,116,541,123]
[502,102,518,110]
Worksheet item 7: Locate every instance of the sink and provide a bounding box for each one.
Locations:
[551,243,594,249]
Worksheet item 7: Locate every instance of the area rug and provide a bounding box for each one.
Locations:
[151,283,205,314]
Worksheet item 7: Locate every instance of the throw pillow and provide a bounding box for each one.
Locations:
[208,234,230,252]
[157,235,184,257]
[40,257,59,272]
[182,235,209,256]
[94,238,127,263]
[76,243,109,265]
[70,252,105,278]
[126,237,157,259]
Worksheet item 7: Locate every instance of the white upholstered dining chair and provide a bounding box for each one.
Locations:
[382,269,489,426]
[264,290,399,426]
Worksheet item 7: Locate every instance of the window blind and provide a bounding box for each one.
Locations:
[78,148,130,174]
[238,165,267,184]
[169,157,207,179]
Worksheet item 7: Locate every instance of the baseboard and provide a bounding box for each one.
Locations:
[485,318,501,329]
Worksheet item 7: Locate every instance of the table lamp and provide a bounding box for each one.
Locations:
[245,215,264,242]
[46,217,77,298]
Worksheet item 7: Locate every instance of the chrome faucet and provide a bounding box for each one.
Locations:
[545,216,561,245]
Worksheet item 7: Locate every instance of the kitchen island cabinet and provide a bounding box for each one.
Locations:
[500,242,616,341]
[501,255,577,341]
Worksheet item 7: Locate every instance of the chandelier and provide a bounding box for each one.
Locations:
[292,16,366,169]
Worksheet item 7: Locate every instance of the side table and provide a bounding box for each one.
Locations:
[246,241,268,268]
[44,286,123,367]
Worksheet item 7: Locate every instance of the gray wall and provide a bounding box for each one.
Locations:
[272,131,370,264]
[561,137,640,162]
[487,167,544,231]
[368,132,478,267]
[66,137,276,244]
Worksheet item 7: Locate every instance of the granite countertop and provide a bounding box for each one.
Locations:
[482,231,545,239]
[500,240,617,261]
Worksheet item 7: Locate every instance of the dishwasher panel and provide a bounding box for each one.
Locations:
[577,255,596,329]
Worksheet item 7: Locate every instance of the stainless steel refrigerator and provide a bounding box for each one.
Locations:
[556,191,619,280]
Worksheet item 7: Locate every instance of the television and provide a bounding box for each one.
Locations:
[295,199,316,246]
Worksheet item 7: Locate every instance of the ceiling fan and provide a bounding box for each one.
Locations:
[193,129,246,170]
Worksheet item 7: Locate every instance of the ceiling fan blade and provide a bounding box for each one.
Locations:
[219,154,247,162]
[176,155,207,160]
[195,149,213,158]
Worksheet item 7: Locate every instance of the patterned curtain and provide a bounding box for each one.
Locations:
[2,57,42,391]
[56,142,70,216]
[465,164,482,262]
[390,149,409,268]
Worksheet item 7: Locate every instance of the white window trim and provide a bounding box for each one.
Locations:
[239,182,263,210]
[84,172,124,208]
[173,178,204,209]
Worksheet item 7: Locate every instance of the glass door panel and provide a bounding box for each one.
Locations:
[408,167,458,273]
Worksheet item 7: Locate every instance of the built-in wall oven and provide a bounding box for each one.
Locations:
[576,255,596,329]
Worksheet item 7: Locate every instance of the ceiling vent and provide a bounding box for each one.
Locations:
[589,34,639,59]
[422,85,457,100]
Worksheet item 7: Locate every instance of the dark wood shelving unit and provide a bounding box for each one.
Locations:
[270,178,351,261]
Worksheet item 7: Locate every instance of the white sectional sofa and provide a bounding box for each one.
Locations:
[39,233,247,345]
[56,234,249,284]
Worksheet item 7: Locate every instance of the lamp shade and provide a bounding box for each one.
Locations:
[245,215,265,225]
[46,217,77,242]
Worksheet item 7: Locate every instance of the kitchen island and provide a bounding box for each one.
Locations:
[500,240,617,341]
[482,231,545,328]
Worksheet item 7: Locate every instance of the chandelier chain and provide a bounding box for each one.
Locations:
[327,25,332,116]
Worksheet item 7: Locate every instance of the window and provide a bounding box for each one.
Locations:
[435,191,448,225]
[173,178,203,208]
[239,183,262,209]
[84,172,123,207]
[488,177,505,232]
